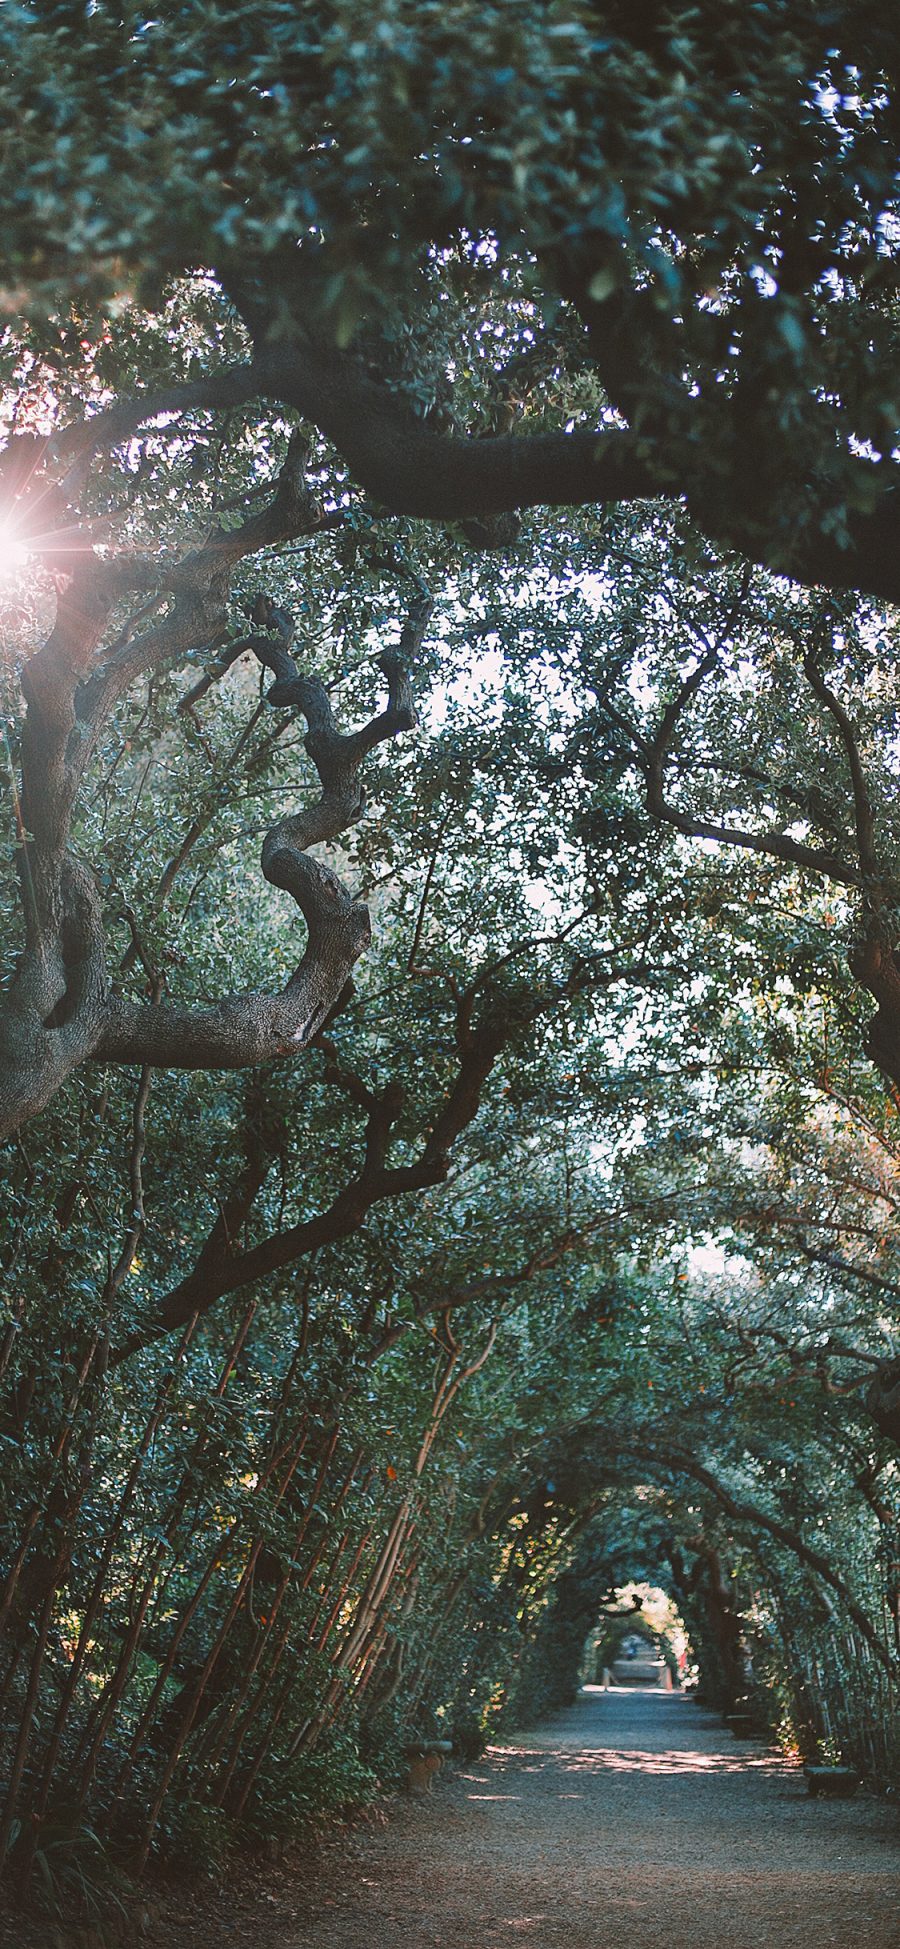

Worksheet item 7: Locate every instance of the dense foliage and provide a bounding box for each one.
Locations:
[0,0,898,1922]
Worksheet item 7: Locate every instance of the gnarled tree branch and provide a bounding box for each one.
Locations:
[0,439,426,1139]
[111,954,640,1361]
[24,316,900,606]
[94,594,426,1070]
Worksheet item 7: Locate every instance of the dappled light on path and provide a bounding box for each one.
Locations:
[282,1687,899,1949]
[476,1745,786,1776]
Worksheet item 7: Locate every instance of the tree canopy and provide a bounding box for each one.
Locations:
[0,0,898,1917]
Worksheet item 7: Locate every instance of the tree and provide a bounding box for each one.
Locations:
[1,2,899,1911]
[1,3,900,1139]
[4,2,899,580]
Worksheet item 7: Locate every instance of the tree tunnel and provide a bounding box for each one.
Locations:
[441,1427,897,1788]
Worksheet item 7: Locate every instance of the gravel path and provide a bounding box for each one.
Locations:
[5,1684,897,1947]
[282,1685,899,1949]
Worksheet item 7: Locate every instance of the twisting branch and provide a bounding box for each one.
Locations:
[800,633,881,888]
[715,1308,895,1433]
[104,984,161,1304]
[792,1239,900,1309]
[364,1217,608,1365]
[31,324,900,606]
[111,952,642,1360]
[792,632,900,1090]
[595,571,866,889]
[95,591,428,1070]
[0,434,427,1140]
[639,1445,897,1674]
[601,579,900,1088]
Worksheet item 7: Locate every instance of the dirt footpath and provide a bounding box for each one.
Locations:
[278,1685,899,1949]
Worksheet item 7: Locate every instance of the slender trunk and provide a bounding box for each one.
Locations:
[29,1323,196,1828]
[0,1333,100,1632]
[313,1526,374,1656]
[71,1304,253,1790]
[198,1425,342,1785]
[228,1662,298,1823]
[0,1528,74,1874]
[133,1539,266,1874]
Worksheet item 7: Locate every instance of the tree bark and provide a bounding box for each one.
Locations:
[0,444,426,1140]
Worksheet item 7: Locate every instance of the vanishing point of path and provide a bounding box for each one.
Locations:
[277,1685,899,1949]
